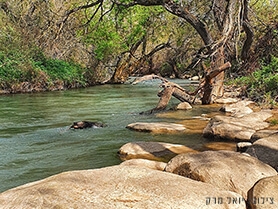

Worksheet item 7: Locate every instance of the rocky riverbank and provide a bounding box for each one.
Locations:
[0,99,277,209]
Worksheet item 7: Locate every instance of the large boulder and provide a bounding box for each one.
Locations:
[247,175,278,209]
[120,159,167,171]
[0,165,246,209]
[126,122,186,133]
[251,130,278,143]
[219,100,254,117]
[246,133,278,171]
[118,141,197,161]
[203,110,272,141]
[165,150,277,199]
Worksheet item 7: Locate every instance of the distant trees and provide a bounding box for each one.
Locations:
[1,0,277,99]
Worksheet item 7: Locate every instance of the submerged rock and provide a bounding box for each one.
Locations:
[126,122,186,133]
[118,141,197,162]
[0,165,246,209]
[165,150,277,199]
[202,141,237,151]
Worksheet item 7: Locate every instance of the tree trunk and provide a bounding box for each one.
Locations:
[202,60,231,104]
[209,46,225,103]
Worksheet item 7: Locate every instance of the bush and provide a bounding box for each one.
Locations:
[32,54,88,88]
[234,56,278,104]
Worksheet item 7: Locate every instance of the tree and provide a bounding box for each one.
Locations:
[59,0,253,104]
[114,0,254,104]
[2,0,254,103]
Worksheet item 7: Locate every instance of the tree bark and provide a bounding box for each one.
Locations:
[202,61,231,104]
[241,0,254,61]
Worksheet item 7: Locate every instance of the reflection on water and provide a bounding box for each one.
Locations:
[0,80,225,192]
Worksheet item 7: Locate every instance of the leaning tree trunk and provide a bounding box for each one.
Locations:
[202,61,231,104]
[202,46,225,104]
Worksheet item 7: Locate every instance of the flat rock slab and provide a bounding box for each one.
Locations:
[126,122,186,133]
[0,165,246,209]
[246,133,278,171]
[165,150,277,199]
[118,141,197,161]
[203,110,272,141]
[247,175,278,209]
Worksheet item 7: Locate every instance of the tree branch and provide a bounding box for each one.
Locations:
[62,0,103,23]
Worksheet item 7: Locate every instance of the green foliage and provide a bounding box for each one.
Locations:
[89,23,124,60]
[233,56,278,104]
[32,55,88,87]
[80,4,165,61]
[269,118,278,126]
[0,18,89,91]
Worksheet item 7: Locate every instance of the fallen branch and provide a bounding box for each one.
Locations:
[133,62,231,114]
[133,74,197,114]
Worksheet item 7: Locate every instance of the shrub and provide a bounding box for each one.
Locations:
[233,56,278,105]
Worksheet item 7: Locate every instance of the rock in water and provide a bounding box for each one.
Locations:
[126,122,186,133]
[70,121,106,129]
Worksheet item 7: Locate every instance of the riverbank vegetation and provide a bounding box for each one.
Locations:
[0,0,277,105]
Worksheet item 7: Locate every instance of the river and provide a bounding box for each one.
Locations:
[0,79,225,192]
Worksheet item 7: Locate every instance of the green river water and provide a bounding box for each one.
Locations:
[0,79,225,192]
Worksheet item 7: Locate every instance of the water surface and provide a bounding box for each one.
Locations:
[0,79,221,192]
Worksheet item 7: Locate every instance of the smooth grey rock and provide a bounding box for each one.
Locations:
[246,133,278,171]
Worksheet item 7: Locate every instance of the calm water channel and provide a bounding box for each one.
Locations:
[0,79,221,192]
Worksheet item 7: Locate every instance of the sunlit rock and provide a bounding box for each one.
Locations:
[251,130,278,143]
[126,122,186,133]
[203,110,272,141]
[219,100,254,118]
[215,98,238,104]
[0,165,246,209]
[118,141,197,161]
[236,142,252,152]
[247,175,278,209]
[176,102,192,110]
[120,159,166,171]
[189,75,201,81]
[165,150,277,199]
